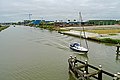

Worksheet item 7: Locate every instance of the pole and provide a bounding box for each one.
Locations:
[29,14,32,20]
[98,65,102,80]
[116,44,120,55]
[79,12,89,50]
[85,60,88,74]
[68,55,73,72]
[79,12,82,46]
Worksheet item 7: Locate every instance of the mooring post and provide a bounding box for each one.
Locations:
[83,71,88,79]
[74,56,77,66]
[73,56,78,77]
[116,44,120,55]
[85,60,88,74]
[113,72,120,80]
[98,65,102,80]
[113,74,118,80]
[68,55,73,71]
[117,72,120,80]
[74,63,79,78]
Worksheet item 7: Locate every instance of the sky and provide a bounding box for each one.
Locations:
[0,0,120,22]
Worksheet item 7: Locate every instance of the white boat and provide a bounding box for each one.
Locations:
[69,12,89,53]
[70,42,88,53]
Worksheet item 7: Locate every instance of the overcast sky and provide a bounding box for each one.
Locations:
[1,0,120,22]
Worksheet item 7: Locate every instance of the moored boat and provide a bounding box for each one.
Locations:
[70,42,88,53]
[69,12,89,53]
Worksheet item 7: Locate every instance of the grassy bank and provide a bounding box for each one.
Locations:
[36,25,57,31]
[99,38,120,44]
[33,24,120,44]
[86,29,120,34]
[86,29,120,44]
[0,25,9,32]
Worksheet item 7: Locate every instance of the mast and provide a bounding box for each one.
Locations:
[79,12,89,50]
[79,12,82,46]
[28,14,32,20]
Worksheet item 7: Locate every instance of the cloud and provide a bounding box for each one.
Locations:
[0,0,120,22]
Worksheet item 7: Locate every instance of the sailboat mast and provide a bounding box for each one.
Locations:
[79,12,89,50]
[79,12,82,46]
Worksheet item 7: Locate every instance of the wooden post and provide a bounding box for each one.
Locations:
[117,72,120,80]
[98,65,102,80]
[113,74,117,80]
[113,72,120,80]
[85,60,88,74]
[68,55,73,71]
[74,63,79,78]
[83,71,88,79]
[116,44,120,55]
[68,57,116,79]
[74,56,77,65]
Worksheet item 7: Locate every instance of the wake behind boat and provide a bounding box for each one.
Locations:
[70,42,88,53]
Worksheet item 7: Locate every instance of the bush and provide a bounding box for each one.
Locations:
[99,38,120,44]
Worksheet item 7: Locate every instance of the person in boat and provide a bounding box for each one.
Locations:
[72,43,80,49]
[71,43,79,47]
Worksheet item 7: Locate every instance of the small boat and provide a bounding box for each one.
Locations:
[69,12,89,53]
[70,42,88,53]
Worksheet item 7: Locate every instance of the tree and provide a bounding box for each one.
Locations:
[68,20,70,23]
[74,19,76,22]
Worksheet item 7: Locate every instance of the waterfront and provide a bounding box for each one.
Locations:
[0,25,120,80]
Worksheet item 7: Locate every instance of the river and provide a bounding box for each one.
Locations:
[0,25,120,80]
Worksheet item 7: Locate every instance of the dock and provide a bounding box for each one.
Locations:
[68,55,120,80]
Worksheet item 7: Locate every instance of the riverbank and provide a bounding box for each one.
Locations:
[59,25,120,44]
[32,24,120,44]
[0,25,9,32]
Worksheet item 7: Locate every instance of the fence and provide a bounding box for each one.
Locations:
[68,55,120,80]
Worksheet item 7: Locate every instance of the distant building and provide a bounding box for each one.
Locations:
[32,20,43,25]
[32,20,55,25]
[45,21,54,25]
[24,20,45,25]
[87,20,117,25]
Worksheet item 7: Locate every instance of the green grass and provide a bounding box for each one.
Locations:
[37,25,55,31]
[59,29,68,31]
[0,26,9,32]
[86,29,120,34]
[99,38,120,44]
[108,33,117,36]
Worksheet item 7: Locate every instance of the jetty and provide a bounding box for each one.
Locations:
[68,55,120,80]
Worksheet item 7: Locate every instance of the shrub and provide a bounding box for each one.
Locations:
[99,38,120,44]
